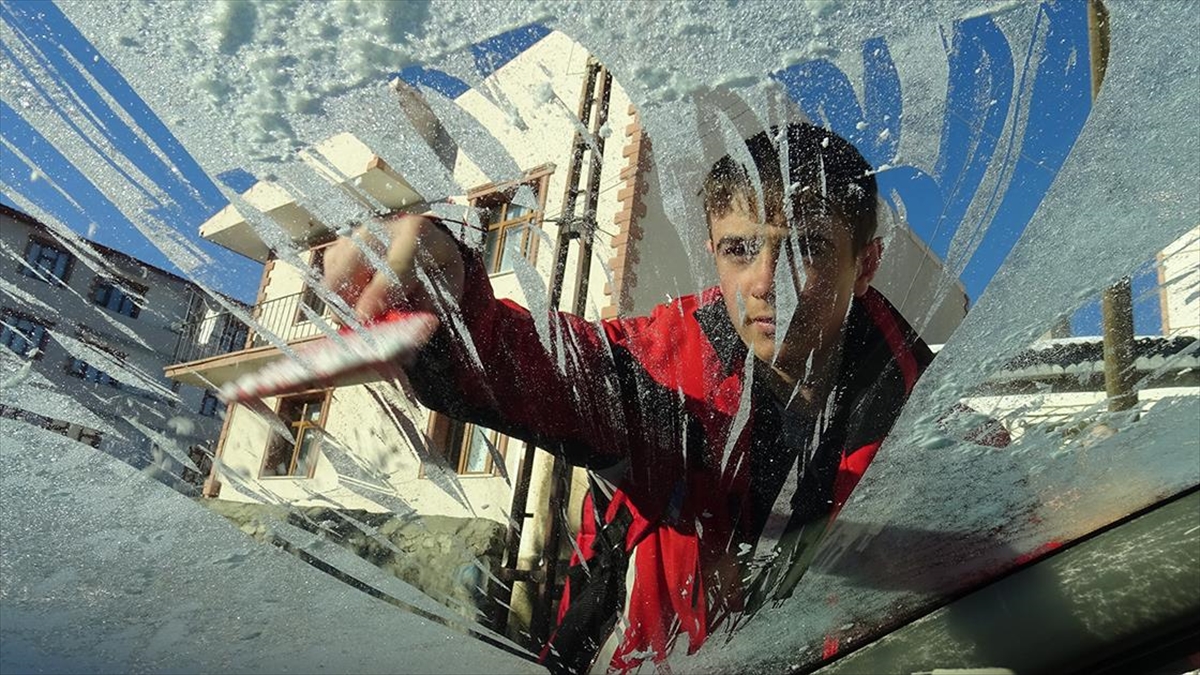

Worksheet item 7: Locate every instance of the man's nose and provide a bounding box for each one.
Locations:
[747,246,778,301]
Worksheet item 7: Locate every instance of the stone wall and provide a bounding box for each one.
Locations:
[200,499,507,628]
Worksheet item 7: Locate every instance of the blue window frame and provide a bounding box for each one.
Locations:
[66,357,122,389]
[0,310,50,359]
[20,238,72,285]
[91,280,141,318]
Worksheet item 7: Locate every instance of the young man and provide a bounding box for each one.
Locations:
[324,122,933,674]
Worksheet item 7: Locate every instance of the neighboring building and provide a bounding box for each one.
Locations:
[0,204,240,492]
[164,30,972,641]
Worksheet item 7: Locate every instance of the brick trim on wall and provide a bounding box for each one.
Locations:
[601,105,651,320]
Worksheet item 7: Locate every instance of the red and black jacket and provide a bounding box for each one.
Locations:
[408,250,934,674]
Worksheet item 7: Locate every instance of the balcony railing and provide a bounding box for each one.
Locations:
[171,292,337,365]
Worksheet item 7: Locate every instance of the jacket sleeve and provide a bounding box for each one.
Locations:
[404,243,646,470]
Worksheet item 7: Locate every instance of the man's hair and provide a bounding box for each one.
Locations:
[702,122,878,253]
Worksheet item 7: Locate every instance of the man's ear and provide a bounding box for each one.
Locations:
[705,238,715,256]
[854,237,883,297]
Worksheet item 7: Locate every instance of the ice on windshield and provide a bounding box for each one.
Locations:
[1,1,1197,673]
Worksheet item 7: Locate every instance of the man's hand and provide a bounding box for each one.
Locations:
[324,214,466,323]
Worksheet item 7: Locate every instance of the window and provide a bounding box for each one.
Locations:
[295,242,335,324]
[0,405,100,447]
[450,421,500,474]
[72,426,102,448]
[199,390,222,417]
[216,318,249,353]
[65,336,125,389]
[181,444,214,487]
[429,413,504,476]
[0,309,50,359]
[66,357,122,388]
[472,179,546,275]
[90,278,143,318]
[20,237,72,285]
[260,392,328,478]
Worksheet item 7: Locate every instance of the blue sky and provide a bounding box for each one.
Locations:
[0,0,258,299]
[0,1,1161,334]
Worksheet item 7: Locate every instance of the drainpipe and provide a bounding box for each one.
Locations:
[1088,0,1137,414]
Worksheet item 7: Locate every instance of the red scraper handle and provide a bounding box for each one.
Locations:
[219,309,440,403]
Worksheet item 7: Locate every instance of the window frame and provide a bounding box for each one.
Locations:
[258,389,331,479]
[198,389,222,418]
[72,426,103,448]
[216,316,250,353]
[63,333,127,390]
[426,412,508,477]
[19,236,74,286]
[0,405,101,447]
[89,276,146,319]
[469,169,552,276]
[293,239,339,326]
[0,308,52,360]
[181,444,214,487]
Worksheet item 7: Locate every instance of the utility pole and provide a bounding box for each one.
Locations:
[533,60,613,647]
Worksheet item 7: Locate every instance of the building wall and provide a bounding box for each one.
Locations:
[872,223,968,344]
[452,30,636,321]
[1159,226,1199,337]
[0,207,225,484]
[213,383,523,520]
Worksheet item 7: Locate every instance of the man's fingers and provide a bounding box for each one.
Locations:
[326,214,465,323]
[325,227,391,309]
[354,272,407,322]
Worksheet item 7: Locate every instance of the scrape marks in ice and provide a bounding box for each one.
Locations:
[220,310,439,403]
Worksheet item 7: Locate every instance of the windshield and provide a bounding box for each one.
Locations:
[2,1,1197,673]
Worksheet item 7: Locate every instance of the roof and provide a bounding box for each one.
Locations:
[980,334,1199,394]
[0,202,245,308]
[1006,335,1197,369]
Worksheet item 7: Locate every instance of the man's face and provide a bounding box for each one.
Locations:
[707,194,880,382]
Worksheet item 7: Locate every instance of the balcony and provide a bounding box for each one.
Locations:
[199,133,425,263]
[165,292,337,388]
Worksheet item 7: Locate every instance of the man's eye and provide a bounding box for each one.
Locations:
[720,239,759,261]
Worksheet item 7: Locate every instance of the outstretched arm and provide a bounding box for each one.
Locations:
[324,214,638,469]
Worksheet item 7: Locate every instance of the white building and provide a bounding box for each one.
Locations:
[0,204,236,491]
